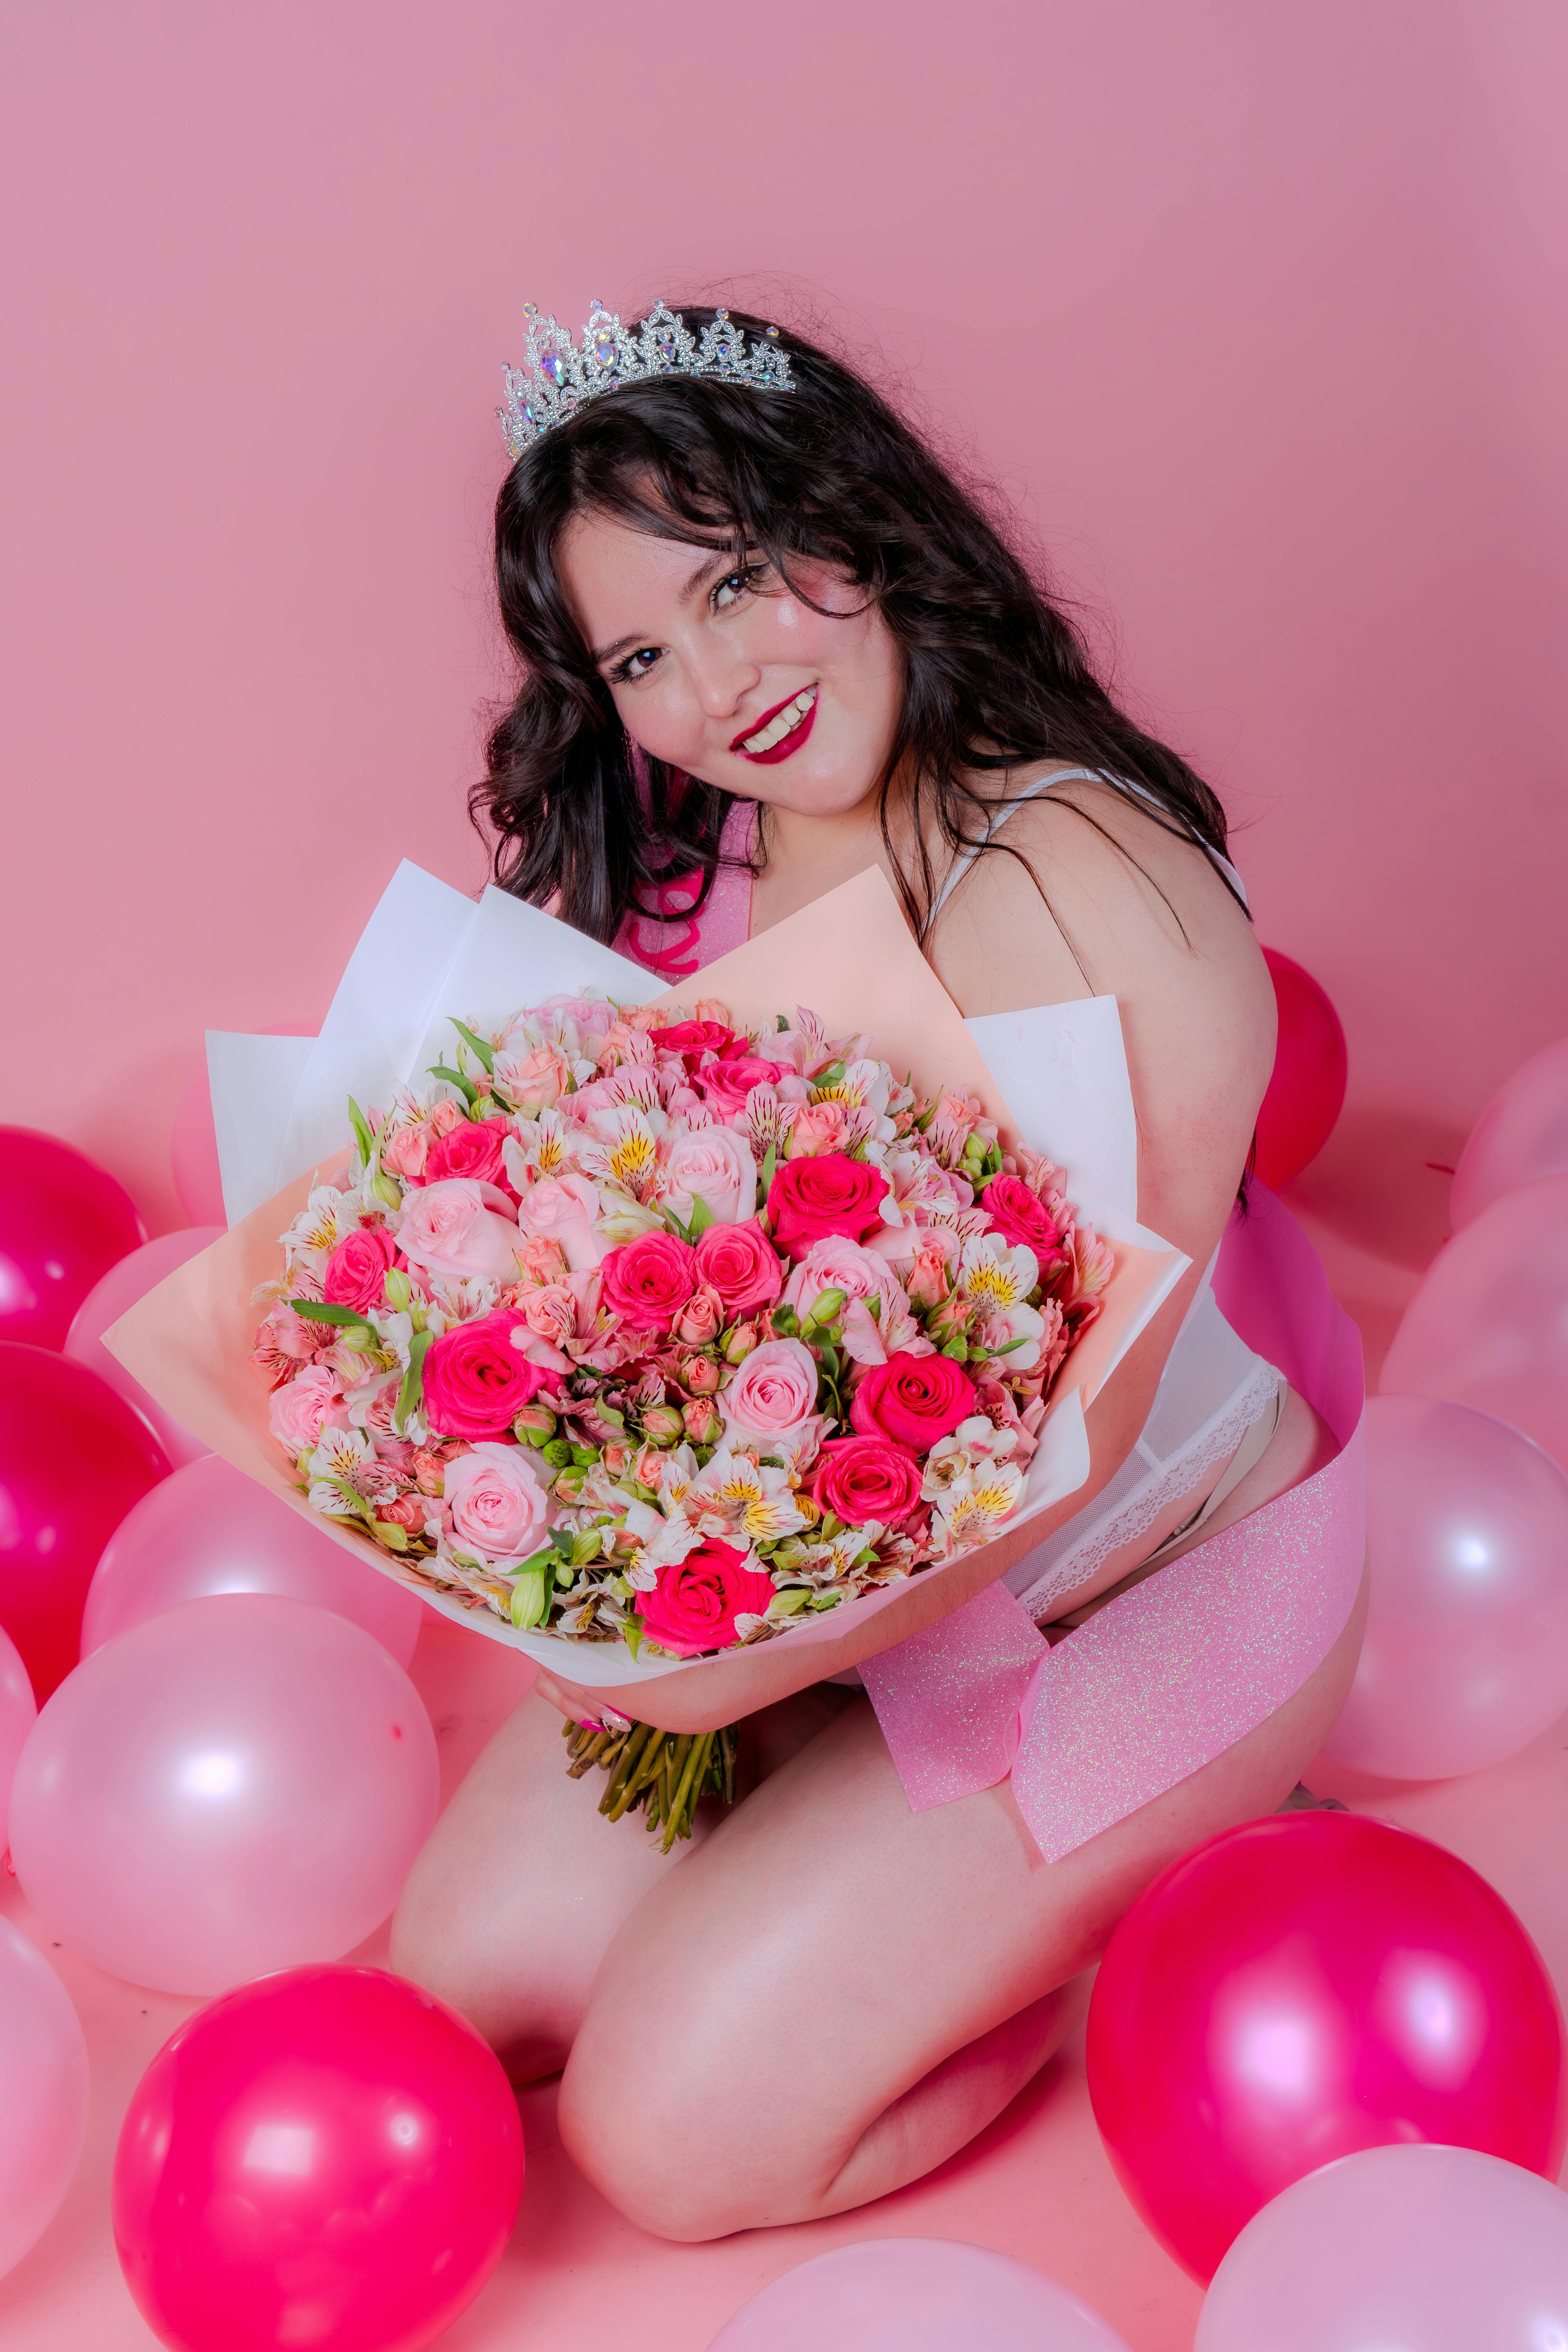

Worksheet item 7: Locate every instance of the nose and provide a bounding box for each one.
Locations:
[686,635,760,722]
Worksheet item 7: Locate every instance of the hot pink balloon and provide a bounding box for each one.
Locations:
[1254,949,1348,1189]
[83,1454,423,1668]
[9,1593,439,1994]
[0,1623,36,1843]
[1196,2143,1568,2352]
[113,1964,524,2352]
[1452,1036,1568,1230]
[0,1125,146,1350]
[1381,1172,1568,1477]
[0,1916,90,2281]
[64,1225,223,1468]
[1086,1813,1567,2281]
[170,1065,227,1228]
[0,1341,171,1699]
[707,2240,1131,2352]
[1323,1396,1568,1779]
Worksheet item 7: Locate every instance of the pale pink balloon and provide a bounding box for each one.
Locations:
[10,1593,440,1995]
[0,1917,90,2280]
[706,2240,1131,2352]
[0,1621,36,1842]
[1452,1036,1568,1229]
[83,1454,424,1668]
[1195,2143,1568,2351]
[64,1226,223,1467]
[1381,1173,1568,1477]
[1323,1396,1568,1779]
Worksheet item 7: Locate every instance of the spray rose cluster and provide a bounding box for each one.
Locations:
[252,994,1111,1661]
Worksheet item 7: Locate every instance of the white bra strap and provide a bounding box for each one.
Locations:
[930,766,1247,919]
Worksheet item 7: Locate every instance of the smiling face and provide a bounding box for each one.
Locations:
[556,510,906,820]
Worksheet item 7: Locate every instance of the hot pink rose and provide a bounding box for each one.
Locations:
[693,1219,783,1316]
[720,1337,820,1447]
[850,1350,977,1451]
[268,1365,347,1458]
[662,1125,758,1228]
[322,1222,399,1314]
[980,1174,1065,1257]
[422,1310,552,1439]
[598,1229,699,1331]
[397,1180,523,1286]
[425,1115,512,1191]
[648,1018,740,1062]
[811,1434,924,1526]
[515,1174,606,1271]
[695,1056,786,1115]
[768,1153,890,1261]
[636,1538,775,1656]
[443,1441,550,1568]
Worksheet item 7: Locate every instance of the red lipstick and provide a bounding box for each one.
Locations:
[730,686,819,765]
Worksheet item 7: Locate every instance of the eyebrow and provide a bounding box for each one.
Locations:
[591,549,731,666]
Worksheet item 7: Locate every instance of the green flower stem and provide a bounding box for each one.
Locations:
[564,1715,740,1844]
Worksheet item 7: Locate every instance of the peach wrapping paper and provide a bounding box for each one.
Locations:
[106,864,1189,1726]
[860,1181,1367,1860]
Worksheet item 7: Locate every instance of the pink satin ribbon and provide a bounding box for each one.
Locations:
[860,1184,1367,1862]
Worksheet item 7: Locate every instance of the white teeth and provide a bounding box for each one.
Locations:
[742,685,817,755]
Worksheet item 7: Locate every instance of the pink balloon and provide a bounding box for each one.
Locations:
[1323,1396,1568,1779]
[0,1916,90,2281]
[1452,1035,1568,1230]
[170,1066,227,1227]
[64,1226,223,1468]
[0,1341,171,1699]
[0,1125,147,1350]
[0,1623,36,1842]
[1381,1172,1568,1477]
[707,2240,1131,2351]
[1254,949,1348,1189]
[1086,1813,1567,2282]
[84,1455,424,1669]
[9,1593,440,1994]
[1196,2144,1568,2351]
[113,1964,524,2352]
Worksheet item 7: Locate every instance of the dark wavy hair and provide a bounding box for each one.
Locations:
[473,304,1237,958]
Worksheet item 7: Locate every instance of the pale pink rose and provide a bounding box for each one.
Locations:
[784,1100,854,1159]
[673,1285,724,1346]
[904,1234,955,1308]
[781,1234,904,1323]
[269,1365,347,1457]
[517,1173,607,1271]
[494,1041,571,1110]
[720,1337,821,1449]
[516,1281,577,1351]
[379,1122,431,1182]
[662,1125,758,1228]
[376,1492,426,1533]
[443,1441,551,1568]
[517,1234,569,1285]
[396,1179,524,1286]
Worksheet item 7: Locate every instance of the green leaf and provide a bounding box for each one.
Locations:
[775,1014,789,1033]
[508,1567,550,1630]
[370,1519,410,1551]
[429,1062,480,1110]
[449,1019,496,1075]
[621,1616,644,1661]
[289,1298,370,1327]
[395,1327,433,1434]
[686,1195,716,1238]
[661,1203,694,1243]
[760,1144,777,1202]
[985,1334,1034,1357]
[346,1096,377,1169]
[941,1335,970,1363]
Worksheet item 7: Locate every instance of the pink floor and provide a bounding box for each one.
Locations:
[4,1192,1559,2352]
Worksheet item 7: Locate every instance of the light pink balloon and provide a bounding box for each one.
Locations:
[1195,2143,1568,2350]
[1323,1396,1568,1779]
[1452,1036,1568,1230]
[10,1593,440,1995]
[706,2240,1131,2352]
[0,1621,36,1842]
[83,1454,424,1668]
[64,1227,223,1467]
[0,1917,90,2280]
[1381,1173,1568,1477]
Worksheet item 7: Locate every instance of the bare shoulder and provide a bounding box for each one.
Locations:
[927,769,1276,1257]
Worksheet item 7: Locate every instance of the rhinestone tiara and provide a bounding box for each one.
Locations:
[497,298,795,458]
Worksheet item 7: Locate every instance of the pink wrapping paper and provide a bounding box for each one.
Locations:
[860,1183,1366,1860]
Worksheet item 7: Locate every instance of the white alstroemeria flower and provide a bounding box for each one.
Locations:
[958,1233,1040,1312]
[504,1108,572,1189]
[307,1424,374,1485]
[651,1442,701,1512]
[635,1514,708,1574]
[577,1104,667,1200]
[684,1443,809,1546]
[930,1458,1026,1554]
[280,1184,356,1278]
[593,1194,666,1245]
[971,1298,1048,1372]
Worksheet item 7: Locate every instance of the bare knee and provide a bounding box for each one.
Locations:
[390,1829,570,2080]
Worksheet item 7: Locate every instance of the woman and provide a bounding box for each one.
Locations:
[391,300,1365,2238]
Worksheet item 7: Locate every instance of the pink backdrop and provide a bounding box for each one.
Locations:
[3,1,1564,1330]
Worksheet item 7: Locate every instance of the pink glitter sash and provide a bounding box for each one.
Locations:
[859,1183,1366,1860]
[630,804,1365,1863]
